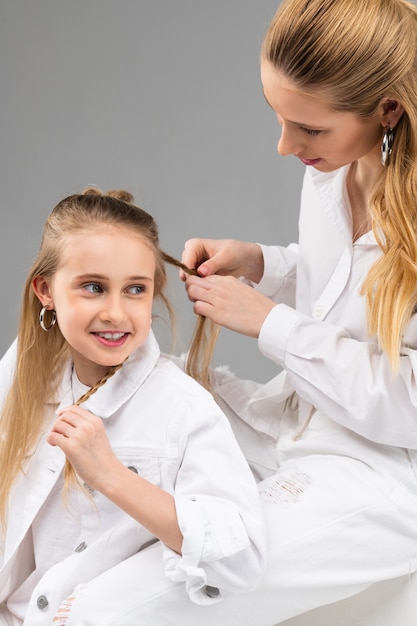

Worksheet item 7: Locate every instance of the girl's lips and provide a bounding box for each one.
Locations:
[93,332,129,348]
[299,157,322,166]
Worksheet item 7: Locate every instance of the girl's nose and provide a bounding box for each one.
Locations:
[99,297,127,324]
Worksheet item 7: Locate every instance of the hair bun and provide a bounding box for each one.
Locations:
[82,186,102,197]
[107,189,134,203]
[81,186,134,204]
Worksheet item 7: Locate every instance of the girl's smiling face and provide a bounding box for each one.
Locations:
[33,224,156,386]
[260,59,384,173]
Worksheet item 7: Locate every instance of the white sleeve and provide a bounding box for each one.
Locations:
[259,303,417,449]
[0,340,18,562]
[162,393,266,605]
[0,339,17,411]
[255,243,298,307]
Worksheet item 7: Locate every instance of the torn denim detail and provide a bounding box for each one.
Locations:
[52,584,86,625]
[259,467,312,504]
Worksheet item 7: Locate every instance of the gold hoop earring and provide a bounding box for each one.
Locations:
[39,306,57,332]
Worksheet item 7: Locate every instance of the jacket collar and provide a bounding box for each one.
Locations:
[50,331,160,418]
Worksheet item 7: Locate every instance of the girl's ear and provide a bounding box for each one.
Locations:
[32,276,53,308]
[380,98,405,129]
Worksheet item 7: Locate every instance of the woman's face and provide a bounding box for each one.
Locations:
[260,59,384,173]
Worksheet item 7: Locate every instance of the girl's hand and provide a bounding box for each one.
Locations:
[185,273,275,337]
[48,407,183,553]
[181,238,264,284]
[47,405,118,491]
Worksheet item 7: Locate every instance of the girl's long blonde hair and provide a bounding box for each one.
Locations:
[0,188,218,524]
[263,0,417,370]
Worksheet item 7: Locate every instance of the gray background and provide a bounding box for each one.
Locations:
[0,0,303,383]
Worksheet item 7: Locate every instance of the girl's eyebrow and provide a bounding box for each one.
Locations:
[75,273,154,282]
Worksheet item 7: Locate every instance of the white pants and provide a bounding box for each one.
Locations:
[0,606,22,626]
[18,377,417,625]
[29,433,417,624]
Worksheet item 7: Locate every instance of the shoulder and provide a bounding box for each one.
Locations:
[144,355,225,424]
[0,339,18,407]
[147,357,238,447]
[0,338,17,373]
[151,354,214,400]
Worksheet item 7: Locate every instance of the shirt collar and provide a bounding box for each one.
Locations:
[307,165,377,246]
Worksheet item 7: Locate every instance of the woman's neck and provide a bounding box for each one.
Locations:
[347,153,383,241]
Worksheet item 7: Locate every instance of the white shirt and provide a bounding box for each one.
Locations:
[256,165,417,449]
[0,331,266,617]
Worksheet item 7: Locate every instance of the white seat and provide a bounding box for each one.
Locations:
[277,573,417,626]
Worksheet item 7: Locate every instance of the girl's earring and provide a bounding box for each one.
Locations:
[381,127,394,166]
[39,306,57,332]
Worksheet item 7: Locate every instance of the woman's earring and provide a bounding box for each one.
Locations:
[39,306,57,332]
[381,127,394,166]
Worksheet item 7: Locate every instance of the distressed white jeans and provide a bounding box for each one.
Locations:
[46,405,417,625]
[0,606,22,626]
[42,456,417,625]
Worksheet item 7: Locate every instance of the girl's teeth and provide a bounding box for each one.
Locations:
[98,332,125,340]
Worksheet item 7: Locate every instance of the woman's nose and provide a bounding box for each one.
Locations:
[277,125,303,157]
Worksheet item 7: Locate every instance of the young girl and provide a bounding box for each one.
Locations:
[0,188,265,625]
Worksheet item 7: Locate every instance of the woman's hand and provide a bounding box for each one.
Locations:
[181,238,265,284]
[47,405,118,492]
[185,273,275,337]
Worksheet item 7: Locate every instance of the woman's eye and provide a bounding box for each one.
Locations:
[301,127,321,136]
[84,283,102,293]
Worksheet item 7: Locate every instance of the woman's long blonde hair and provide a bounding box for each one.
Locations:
[0,188,218,524]
[263,0,417,370]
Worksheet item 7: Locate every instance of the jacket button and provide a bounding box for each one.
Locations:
[75,541,87,552]
[313,305,324,318]
[37,595,49,610]
[205,585,220,598]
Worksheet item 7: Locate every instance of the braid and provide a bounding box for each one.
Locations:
[161,251,220,391]
[74,361,125,406]
[63,361,126,495]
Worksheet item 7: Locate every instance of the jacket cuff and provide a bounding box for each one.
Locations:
[163,496,250,604]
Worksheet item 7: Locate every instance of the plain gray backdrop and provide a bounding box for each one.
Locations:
[0,0,304,382]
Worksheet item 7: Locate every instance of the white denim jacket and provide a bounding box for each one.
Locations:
[0,331,266,619]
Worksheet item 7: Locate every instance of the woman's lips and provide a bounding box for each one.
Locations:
[298,157,322,166]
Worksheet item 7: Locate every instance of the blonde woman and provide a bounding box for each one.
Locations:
[0,188,265,624]
[181,0,417,623]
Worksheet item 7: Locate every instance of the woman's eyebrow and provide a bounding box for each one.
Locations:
[262,92,325,130]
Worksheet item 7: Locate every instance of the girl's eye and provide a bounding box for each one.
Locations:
[84,283,102,294]
[127,285,145,295]
[300,127,321,136]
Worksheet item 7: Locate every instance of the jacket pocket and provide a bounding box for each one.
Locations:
[113,446,177,487]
